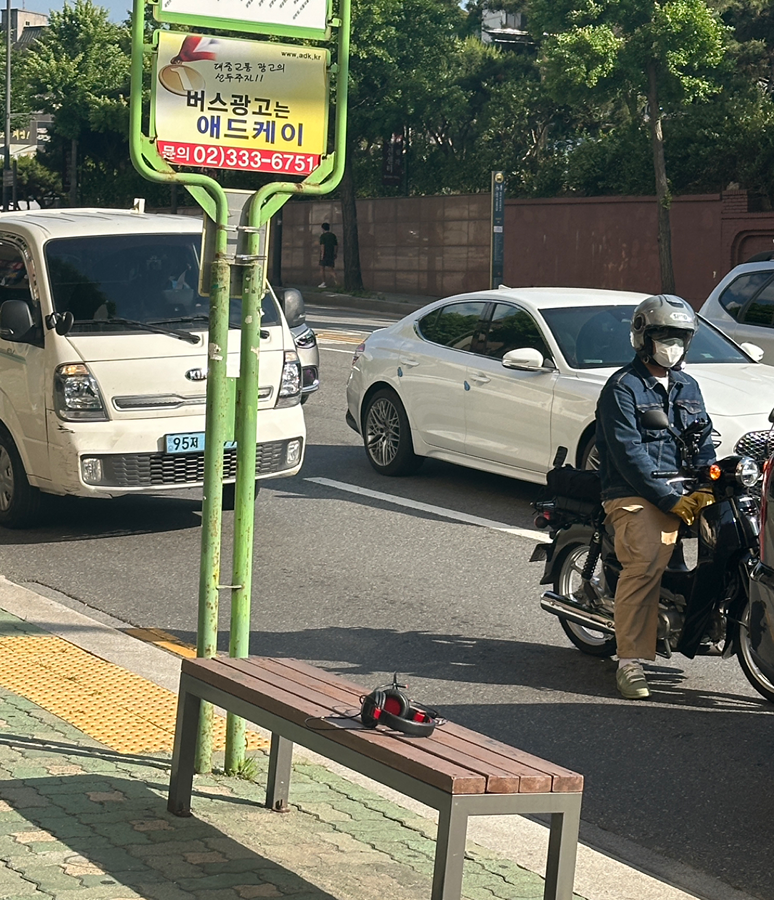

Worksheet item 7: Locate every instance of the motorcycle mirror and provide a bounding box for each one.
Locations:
[641,409,669,430]
[768,408,774,425]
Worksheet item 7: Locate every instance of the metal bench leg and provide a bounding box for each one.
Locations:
[266,734,293,812]
[432,798,468,900]
[167,683,201,816]
[543,794,582,900]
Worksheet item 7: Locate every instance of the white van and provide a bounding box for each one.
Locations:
[0,208,305,527]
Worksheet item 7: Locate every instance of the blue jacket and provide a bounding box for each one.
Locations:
[596,356,716,512]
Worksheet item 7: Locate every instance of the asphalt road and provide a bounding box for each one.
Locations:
[0,303,772,900]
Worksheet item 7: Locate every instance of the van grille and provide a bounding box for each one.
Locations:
[94,440,299,488]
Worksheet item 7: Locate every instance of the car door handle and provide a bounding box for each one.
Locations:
[400,356,419,367]
[469,371,491,384]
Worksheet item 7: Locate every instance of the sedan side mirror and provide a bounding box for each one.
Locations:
[0,300,35,342]
[740,342,765,363]
[502,347,545,371]
[279,288,306,329]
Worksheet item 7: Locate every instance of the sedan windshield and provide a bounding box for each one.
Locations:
[540,305,751,369]
[45,234,280,335]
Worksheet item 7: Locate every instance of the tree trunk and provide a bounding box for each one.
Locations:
[646,61,675,294]
[340,145,364,293]
[69,137,78,208]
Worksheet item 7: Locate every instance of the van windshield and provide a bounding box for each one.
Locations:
[45,233,280,334]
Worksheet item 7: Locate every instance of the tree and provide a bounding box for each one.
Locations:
[340,0,465,290]
[20,0,132,206]
[527,0,727,292]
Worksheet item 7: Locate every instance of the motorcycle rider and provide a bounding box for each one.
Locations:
[596,294,716,700]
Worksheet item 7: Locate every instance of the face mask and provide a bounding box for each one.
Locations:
[651,339,685,369]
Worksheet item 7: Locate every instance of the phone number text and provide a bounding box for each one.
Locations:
[158,141,321,174]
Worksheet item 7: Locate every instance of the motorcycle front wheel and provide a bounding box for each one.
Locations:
[554,543,617,658]
[737,602,774,704]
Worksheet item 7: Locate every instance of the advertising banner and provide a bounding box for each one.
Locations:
[157,0,330,38]
[153,32,328,176]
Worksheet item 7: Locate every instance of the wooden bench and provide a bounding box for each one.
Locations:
[167,657,584,900]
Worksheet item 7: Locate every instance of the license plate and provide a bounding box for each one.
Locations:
[166,432,205,454]
[165,432,238,454]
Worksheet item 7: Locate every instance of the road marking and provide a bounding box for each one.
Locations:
[315,330,366,343]
[320,346,356,354]
[305,477,545,541]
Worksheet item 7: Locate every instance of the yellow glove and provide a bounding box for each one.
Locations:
[671,490,715,526]
[671,495,697,526]
[688,488,715,515]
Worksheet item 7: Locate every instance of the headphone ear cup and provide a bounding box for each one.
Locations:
[382,687,410,718]
[360,689,384,728]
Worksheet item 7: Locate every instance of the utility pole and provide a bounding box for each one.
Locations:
[3,0,11,211]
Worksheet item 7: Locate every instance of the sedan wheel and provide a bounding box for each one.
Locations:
[363,388,423,476]
[581,437,600,471]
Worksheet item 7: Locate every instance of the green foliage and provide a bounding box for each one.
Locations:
[14,156,63,208]
[8,0,774,211]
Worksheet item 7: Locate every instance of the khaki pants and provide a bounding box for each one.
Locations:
[603,497,680,660]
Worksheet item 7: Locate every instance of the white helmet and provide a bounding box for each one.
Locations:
[630,294,697,366]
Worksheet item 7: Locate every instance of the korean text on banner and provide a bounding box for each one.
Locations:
[153,32,328,176]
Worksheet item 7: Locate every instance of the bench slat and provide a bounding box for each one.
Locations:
[256,658,551,793]
[217,659,519,792]
[261,658,582,792]
[182,658,485,795]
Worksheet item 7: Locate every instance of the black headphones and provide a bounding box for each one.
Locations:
[360,675,439,737]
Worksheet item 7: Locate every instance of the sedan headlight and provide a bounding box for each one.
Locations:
[293,327,317,350]
[736,457,760,487]
[54,364,108,421]
[276,350,301,407]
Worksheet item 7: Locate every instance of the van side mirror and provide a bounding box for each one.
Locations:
[0,300,35,342]
[279,288,306,328]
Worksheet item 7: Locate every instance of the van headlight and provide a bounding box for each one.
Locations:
[736,457,760,487]
[276,350,301,408]
[54,364,108,421]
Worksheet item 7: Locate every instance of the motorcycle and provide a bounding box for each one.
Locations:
[531,409,774,703]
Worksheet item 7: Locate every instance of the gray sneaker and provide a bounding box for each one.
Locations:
[616,662,650,700]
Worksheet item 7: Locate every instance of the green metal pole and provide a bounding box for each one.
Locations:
[224,243,264,773]
[222,0,352,770]
[130,0,232,774]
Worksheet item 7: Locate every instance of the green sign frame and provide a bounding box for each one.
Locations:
[150,0,333,41]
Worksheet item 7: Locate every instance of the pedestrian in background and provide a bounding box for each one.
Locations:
[318,222,338,288]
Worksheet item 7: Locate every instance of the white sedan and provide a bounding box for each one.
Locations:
[345,287,774,481]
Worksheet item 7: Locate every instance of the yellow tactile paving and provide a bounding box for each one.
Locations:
[124,627,198,658]
[0,633,268,754]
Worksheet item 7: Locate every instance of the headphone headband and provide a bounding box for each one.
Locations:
[360,679,438,737]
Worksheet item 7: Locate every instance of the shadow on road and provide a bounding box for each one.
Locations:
[0,493,203,544]
[163,625,773,900]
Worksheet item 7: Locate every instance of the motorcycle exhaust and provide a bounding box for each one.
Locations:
[540,591,616,635]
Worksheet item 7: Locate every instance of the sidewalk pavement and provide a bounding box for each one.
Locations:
[291,285,435,318]
[0,578,757,900]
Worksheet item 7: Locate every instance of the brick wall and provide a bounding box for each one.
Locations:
[280,190,774,306]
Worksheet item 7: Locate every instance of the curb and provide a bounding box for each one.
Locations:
[293,286,433,317]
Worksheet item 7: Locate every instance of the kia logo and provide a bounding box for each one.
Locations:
[185,368,207,382]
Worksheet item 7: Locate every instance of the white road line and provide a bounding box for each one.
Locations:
[305,476,545,541]
[319,346,355,354]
